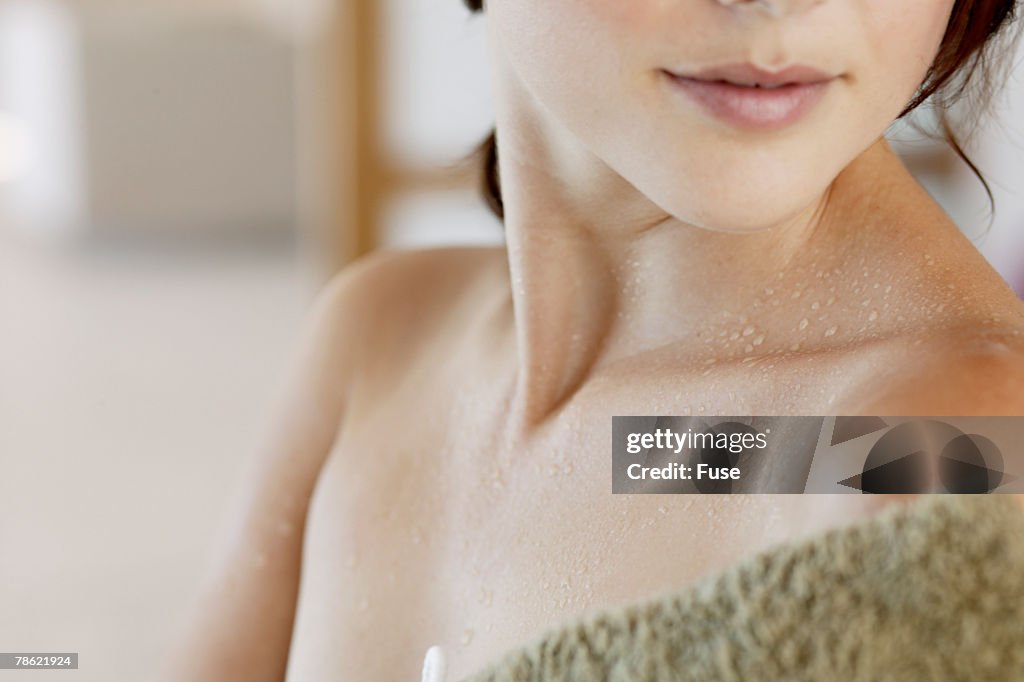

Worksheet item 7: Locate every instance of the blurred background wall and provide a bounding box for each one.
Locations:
[0,1,1021,680]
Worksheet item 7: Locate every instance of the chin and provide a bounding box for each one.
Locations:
[655,189,822,235]
[621,148,832,234]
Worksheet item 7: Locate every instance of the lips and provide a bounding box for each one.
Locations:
[662,63,838,131]
[674,62,836,88]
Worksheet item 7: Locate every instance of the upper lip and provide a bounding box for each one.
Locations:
[668,62,836,87]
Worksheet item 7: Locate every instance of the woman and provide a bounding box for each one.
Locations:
[165,1,1024,680]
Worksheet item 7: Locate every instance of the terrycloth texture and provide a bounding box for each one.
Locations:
[462,495,1024,682]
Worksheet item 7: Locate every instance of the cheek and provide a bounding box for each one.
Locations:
[860,0,955,104]
[490,0,656,89]
[588,0,671,27]
[490,0,651,132]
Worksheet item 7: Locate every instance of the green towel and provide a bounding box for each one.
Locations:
[462,495,1024,681]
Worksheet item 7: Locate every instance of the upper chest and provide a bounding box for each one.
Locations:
[302,423,806,680]
[293,372,890,680]
[287,333,907,680]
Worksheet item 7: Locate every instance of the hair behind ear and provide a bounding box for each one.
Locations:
[462,0,501,219]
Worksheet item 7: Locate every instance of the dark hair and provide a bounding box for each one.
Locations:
[463,0,1021,223]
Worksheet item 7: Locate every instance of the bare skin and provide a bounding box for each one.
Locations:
[162,137,1024,682]
[161,1,1024,679]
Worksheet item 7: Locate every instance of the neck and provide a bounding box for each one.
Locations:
[490,54,913,430]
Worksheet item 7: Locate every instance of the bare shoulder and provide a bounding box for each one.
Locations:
[316,244,508,361]
[846,321,1024,416]
[317,245,502,318]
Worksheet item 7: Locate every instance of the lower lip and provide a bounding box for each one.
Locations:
[663,72,833,131]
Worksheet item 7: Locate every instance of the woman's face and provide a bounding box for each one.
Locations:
[487,0,957,232]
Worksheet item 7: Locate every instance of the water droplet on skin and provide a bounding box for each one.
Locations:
[789,343,801,352]
[791,290,802,299]
[798,318,809,331]
[753,334,765,346]
[868,310,878,322]
[861,299,871,307]
[742,326,755,337]
[729,331,740,341]
[824,326,838,337]
[826,296,836,306]
[886,285,893,294]
[810,301,820,310]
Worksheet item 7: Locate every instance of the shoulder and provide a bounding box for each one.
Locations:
[317,244,506,328]
[847,323,1024,416]
[256,244,507,468]
[321,244,505,309]
[307,244,507,368]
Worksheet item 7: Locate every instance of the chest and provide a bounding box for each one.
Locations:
[285,350,884,680]
[289,413,786,680]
